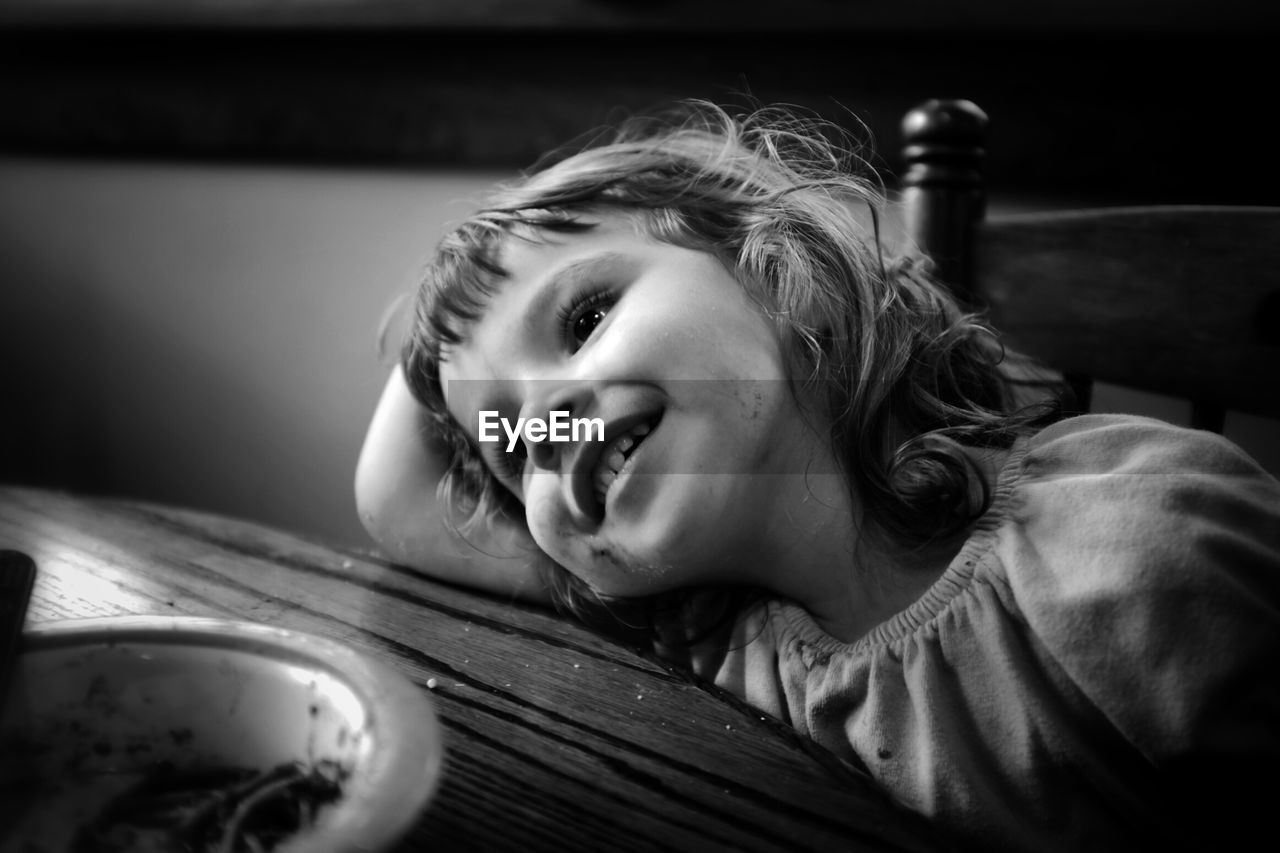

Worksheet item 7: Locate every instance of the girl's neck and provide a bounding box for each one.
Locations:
[785,444,1011,644]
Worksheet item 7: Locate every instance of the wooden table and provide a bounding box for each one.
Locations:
[0,487,951,852]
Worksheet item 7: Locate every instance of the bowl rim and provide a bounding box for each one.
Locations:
[17,615,444,853]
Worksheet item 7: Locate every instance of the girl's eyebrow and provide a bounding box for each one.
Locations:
[521,250,630,334]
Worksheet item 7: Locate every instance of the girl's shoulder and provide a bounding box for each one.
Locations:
[995,412,1280,611]
[987,412,1280,763]
[1015,412,1273,483]
[971,413,1280,617]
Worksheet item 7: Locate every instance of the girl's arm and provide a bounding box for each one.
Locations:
[354,365,553,604]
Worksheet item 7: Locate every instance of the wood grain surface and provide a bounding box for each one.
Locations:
[0,486,953,852]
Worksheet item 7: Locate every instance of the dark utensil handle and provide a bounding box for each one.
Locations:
[0,549,37,703]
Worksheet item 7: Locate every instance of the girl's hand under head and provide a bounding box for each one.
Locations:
[437,212,863,615]
[355,364,554,604]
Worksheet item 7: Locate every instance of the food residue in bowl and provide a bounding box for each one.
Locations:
[2,760,346,853]
[76,760,346,853]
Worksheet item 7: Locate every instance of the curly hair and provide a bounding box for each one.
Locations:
[400,101,1058,640]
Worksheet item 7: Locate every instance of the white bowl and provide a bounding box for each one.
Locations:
[0,616,444,853]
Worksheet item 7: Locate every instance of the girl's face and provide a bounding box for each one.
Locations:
[439,213,850,598]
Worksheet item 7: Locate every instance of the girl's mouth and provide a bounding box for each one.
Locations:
[592,419,655,511]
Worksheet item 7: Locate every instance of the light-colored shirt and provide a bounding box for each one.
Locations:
[679,415,1280,850]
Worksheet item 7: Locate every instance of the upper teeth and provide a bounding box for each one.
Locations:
[593,421,651,506]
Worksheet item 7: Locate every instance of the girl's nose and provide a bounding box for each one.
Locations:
[529,437,559,471]
[520,379,594,472]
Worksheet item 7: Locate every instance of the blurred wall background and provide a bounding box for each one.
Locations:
[0,159,500,544]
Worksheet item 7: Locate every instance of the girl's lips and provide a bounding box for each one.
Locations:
[569,411,661,523]
[592,421,652,508]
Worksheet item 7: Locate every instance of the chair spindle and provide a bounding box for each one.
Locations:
[901,99,1095,417]
[899,99,987,296]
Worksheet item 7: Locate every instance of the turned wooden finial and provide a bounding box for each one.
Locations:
[899,99,989,296]
[901,99,988,191]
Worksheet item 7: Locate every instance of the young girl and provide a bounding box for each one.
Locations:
[355,103,1280,851]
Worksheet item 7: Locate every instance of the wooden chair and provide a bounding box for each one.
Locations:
[898,99,1280,433]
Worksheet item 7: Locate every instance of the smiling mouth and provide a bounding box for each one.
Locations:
[591,418,657,511]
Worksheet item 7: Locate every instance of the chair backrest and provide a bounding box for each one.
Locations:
[898,99,1280,433]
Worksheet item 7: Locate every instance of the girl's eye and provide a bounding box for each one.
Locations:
[571,305,609,348]
[559,290,615,352]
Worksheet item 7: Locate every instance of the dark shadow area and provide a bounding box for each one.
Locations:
[2,26,1277,204]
